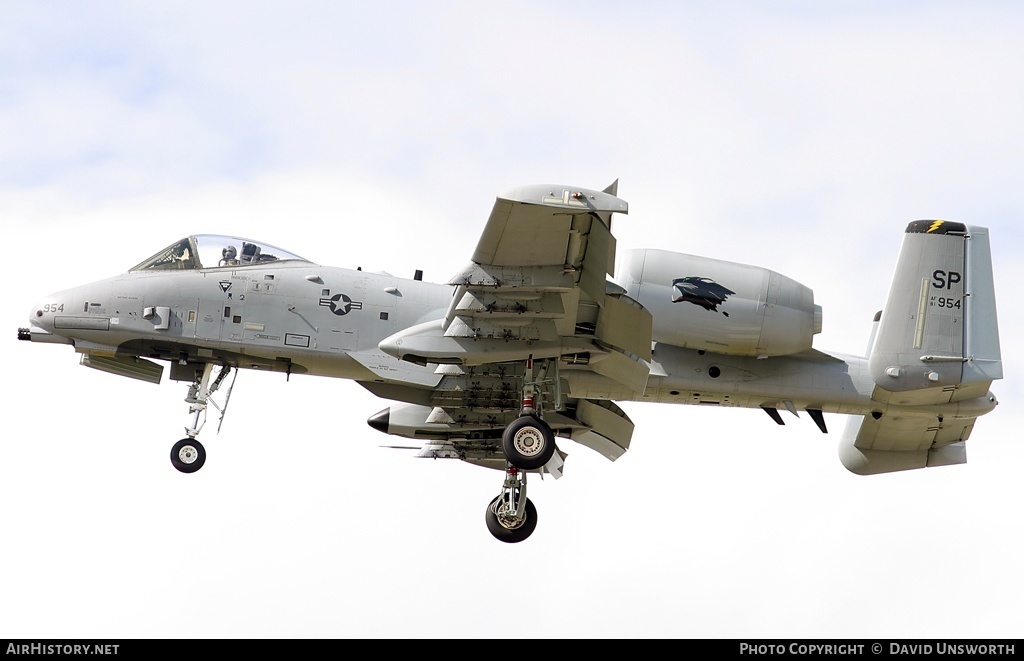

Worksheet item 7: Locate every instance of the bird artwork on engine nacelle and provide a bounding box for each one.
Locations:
[670,276,736,316]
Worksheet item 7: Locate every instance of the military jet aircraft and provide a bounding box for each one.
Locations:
[18,182,1003,543]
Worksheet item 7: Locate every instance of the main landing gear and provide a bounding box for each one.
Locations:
[170,362,235,474]
[485,357,558,543]
[502,414,556,470]
[485,466,537,543]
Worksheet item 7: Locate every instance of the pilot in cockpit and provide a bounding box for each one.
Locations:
[220,245,239,267]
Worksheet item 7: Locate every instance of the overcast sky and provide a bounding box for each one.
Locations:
[3,1,1023,639]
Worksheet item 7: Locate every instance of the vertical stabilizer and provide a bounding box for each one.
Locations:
[868,221,1001,405]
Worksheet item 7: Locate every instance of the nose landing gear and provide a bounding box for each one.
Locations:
[170,438,206,473]
[169,362,235,474]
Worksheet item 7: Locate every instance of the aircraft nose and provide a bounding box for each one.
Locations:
[29,299,56,331]
[19,297,72,344]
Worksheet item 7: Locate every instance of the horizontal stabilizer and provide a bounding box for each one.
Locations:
[838,408,980,475]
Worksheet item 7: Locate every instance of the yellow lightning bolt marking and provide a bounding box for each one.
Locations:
[927,220,944,233]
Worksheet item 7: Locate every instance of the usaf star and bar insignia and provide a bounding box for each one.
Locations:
[319,293,363,316]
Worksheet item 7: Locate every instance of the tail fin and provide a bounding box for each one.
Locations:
[839,221,1002,476]
[868,221,1002,405]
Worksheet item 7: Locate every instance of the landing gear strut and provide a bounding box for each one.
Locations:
[170,362,235,474]
[486,356,557,542]
[501,356,557,471]
[485,465,537,543]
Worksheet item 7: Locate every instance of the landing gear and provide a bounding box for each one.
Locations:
[169,362,235,473]
[501,355,558,471]
[485,465,537,543]
[485,356,559,541]
[170,438,206,473]
[502,415,555,470]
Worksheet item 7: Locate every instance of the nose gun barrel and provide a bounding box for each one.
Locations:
[17,327,72,345]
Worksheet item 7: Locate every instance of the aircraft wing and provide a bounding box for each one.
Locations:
[376,181,651,465]
[467,183,625,284]
[444,182,651,385]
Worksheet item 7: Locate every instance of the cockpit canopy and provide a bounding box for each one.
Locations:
[130,234,310,272]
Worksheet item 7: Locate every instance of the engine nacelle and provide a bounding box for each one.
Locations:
[613,249,821,357]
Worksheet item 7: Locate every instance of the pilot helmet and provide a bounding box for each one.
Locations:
[222,246,237,260]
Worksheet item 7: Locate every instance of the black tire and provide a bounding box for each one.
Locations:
[501,415,555,470]
[485,495,538,543]
[170,438,206,473]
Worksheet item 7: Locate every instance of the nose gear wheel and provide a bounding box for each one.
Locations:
[170,438,206,473]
